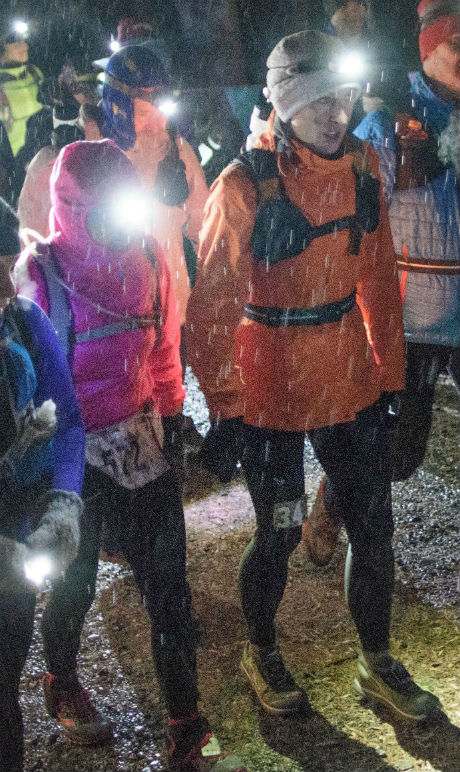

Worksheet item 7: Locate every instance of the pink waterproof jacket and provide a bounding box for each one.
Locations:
[15,140,185,433]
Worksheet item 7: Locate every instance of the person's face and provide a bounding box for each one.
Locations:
[0,254,17,314]
[290,87,360,155]
[2,40,29,64]
[423,34,460,98]
[331,1,367,43]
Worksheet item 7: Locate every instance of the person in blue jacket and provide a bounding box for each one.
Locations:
[0,197,85,772]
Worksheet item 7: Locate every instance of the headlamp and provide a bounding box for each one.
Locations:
[13,20,28,37]
[87,189,155,247]
[24,554,52,586]
[157,98,178,117]
[109,38,121,53]
[336,51,365,78]
[111,190,150,232]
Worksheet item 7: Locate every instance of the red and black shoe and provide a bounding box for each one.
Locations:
[166,713,246,772]
[42,672,113,745]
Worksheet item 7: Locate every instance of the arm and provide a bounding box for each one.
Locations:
[20,298,85,493]
[14,246,50,315]
[178,137,209,249]
[355,147,405,394]
[353,110,397,206]
[146,241,185,417]
[186,166,256,419]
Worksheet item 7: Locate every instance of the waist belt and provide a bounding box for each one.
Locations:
[244,290,356,328]
[74,316,159,344]
[396,255,460,275]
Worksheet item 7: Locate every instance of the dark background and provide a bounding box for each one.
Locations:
[1,1,422,85]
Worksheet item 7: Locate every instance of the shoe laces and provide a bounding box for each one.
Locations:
[259,645,297,691]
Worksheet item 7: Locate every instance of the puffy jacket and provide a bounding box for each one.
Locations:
[186,116,405,432]
[0,296,85,494]
[354,72,460,347]
[0,62,43,155]
[15,140,185,433]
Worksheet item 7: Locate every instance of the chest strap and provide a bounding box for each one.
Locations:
[244,289,356,327]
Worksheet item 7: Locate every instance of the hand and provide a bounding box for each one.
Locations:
[162,413,185,488]
[199,416,243,483]
[26,490,82,575]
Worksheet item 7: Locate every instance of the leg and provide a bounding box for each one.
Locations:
[388,342,449,481]
[119,470,199,719]
[41,472,104,679]
[310,402,440,720]
[41,466,113,744]
[239,425,305,648]
[309,401,394,650]
[238,425,308,714]
[0,588,35,772]
[447,346,460,394]
[118,473,246,771]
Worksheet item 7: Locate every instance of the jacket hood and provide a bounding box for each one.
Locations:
[49,139,139,253]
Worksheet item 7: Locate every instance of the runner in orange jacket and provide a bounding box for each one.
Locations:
[187,30,441,723]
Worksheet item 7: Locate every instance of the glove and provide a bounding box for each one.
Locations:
[198,417,243,483]
[0,535,29,591]
[26,490,82,575]
[162,413,185,488]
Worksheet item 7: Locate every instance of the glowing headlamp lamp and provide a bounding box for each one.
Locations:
[13,20,29,36]
[335,51,365,79]
[109,38,121,53]
[24,554,52,586]
[110,190,151,232]
[157,98,178,117]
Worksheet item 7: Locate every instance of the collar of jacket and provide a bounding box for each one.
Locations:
[256,110,370,175]
[409,71,455,135]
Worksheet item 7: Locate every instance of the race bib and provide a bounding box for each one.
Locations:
[273,497,307,530]
[85,409,170,489]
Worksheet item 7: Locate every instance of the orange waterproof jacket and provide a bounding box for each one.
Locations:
[127,102,209,325]
[186,120,405,432]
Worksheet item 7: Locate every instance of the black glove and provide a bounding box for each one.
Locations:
[26,490,82,575]
[198,416,243,483]
[162,413,185,487]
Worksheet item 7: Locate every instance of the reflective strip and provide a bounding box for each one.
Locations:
[74,316,158,343]
[244,290,356,328]
[396,256,460,275]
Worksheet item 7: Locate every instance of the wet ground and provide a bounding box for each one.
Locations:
[22,371,459,772]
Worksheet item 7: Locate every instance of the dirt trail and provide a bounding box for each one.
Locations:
[22,376,459,771]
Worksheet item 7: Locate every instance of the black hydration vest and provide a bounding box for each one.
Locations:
[233,144,380,266]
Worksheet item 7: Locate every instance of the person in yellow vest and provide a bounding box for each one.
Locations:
[0,28,43,157]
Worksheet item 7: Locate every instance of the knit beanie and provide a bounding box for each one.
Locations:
[265,30,362,123]
[418,0,460,62]
[0,198,20,257]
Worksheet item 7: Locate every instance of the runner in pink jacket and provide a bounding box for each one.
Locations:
[15,140,242,772]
